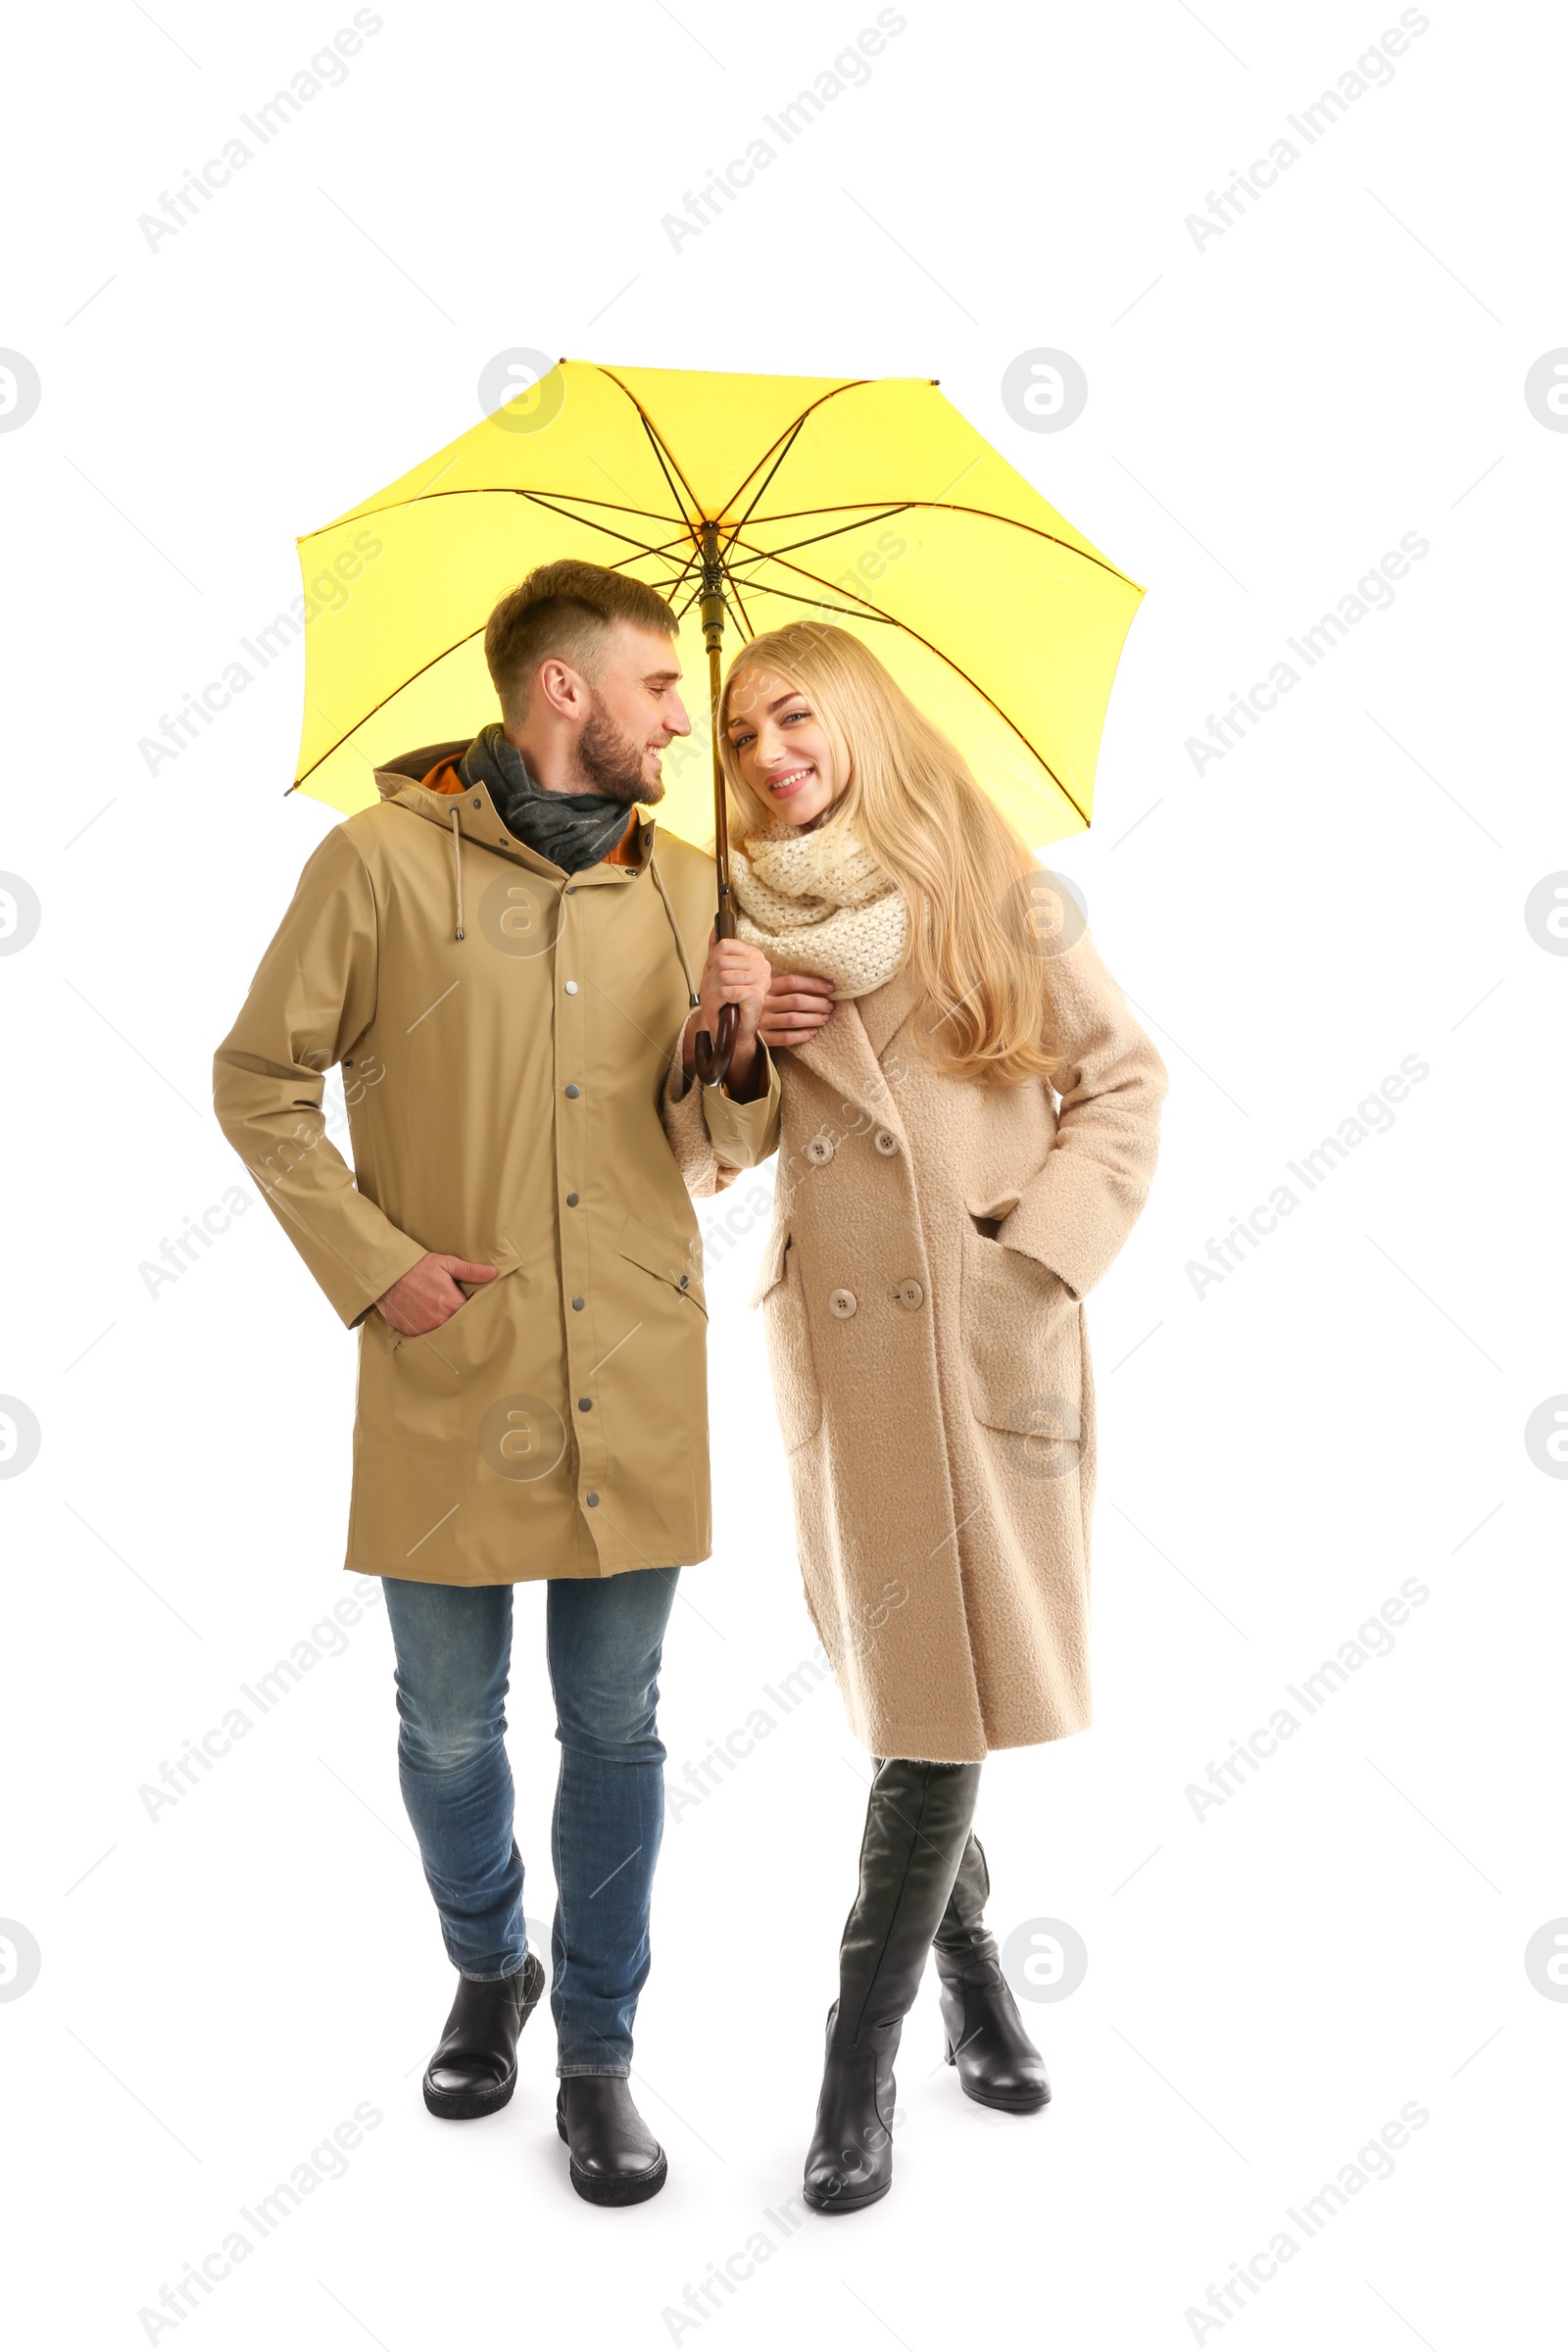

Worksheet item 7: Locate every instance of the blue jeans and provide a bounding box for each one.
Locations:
[381,1568,678,2077]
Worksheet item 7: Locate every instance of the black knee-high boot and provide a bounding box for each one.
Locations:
[803,1757,981,2215]
[933,1835,1051,2113]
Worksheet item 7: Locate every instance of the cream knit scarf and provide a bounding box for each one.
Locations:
[730,820,909,1000]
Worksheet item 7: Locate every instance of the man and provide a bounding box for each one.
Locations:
[214,561,776,2205]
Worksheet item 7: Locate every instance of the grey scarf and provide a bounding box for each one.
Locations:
[458,723,634,873]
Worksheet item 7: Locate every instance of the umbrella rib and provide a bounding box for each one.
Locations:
[596,538,700,590]
[724,504,915,566]
[294,577,1088,832]
[669,575,707,622]
[714,378,873,525]
[301,483,693,541]
[718,564,760,642]
[566,374,872,550]
[721,573,897,625]
[637,416,706,538]
[717,416,810,550]
[652,564,704,608]
[732,546,1091,827]
[734,499,1140,588]
[589,365,709,534]
[310,474,707,596]
[292,501,706,788]
[579,368,882,552]
[601,523,699,567]
[291,624,488,787]
[288,563,876,796]
[604,532,704,602]
[715,580,886,631]
[581,514,705,607]
[306,486,1134,592]
[508,488,700,568]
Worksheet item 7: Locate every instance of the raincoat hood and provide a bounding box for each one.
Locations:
[366,742,697,991]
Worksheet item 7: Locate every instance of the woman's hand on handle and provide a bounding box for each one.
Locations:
[759,969,837,1053]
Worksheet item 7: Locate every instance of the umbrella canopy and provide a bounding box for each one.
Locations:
[291,360,1143,852]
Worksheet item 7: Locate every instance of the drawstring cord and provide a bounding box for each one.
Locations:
[450,807,465,941]
[649,854,701,1010]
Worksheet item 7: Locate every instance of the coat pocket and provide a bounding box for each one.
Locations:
[617,1213,707,1318]
[959,1224,1082,1475]
[389,1250,522,1395]
[757,1227,823,1453]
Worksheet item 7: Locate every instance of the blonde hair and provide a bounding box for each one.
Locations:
[718,623,1063,1086]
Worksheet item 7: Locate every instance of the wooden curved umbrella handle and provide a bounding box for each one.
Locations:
[694,998,739,1089]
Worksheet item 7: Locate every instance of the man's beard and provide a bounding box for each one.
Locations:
[575,697,666,806]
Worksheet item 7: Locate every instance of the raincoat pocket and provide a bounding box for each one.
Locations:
[616,1213,707,1318]
[389,1250,523,1396]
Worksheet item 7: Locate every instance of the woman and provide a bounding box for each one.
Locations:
[668,623,1166,2213]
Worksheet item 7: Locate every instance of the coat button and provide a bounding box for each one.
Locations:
[571,1296,584,1310]
[895,1278,924,1308]
[679,1274,689,1290]
[806,1136,834,1166]
[873,1129,899,1155]
[585,1492,599,1506]
[566,1192,579,1207]
[578,1397,593,1411]
[564,1084,580,1099]
[564,979,578,994]
[829,1288,858,1318]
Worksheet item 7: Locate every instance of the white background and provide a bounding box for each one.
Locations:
[2,2,1564,2346]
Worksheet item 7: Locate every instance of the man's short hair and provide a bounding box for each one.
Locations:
[484,561,676,718]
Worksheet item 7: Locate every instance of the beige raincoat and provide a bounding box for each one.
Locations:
[213,745,779,1586]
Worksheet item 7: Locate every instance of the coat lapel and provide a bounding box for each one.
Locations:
[857,959,924,1061]
[787,959,923,1139]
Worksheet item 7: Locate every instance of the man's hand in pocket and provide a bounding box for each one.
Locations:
[375,1253,497,1337]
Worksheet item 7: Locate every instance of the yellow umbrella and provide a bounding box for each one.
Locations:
[291,360,1143,1076]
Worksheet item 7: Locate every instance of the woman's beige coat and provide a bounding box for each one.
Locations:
[668,928,1167,1762]
[213,746,778,1589]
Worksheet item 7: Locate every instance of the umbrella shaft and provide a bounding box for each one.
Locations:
[708,634,731,904]
[701,524,732,902]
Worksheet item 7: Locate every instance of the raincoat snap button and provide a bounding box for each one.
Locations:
[896,1278,924,1309]
[564,980,578,994]
[564,1084,580,1099]
[679,1274,689,1289]
[566,1192,579,1207]
[829,1288,858,1318]
[571,1296,584,1310]
[578,1397,593,1411]
[806,1137,834,1166]
[585,1492,599,1506]
[873,1129,899,1155]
